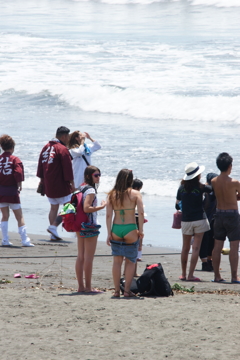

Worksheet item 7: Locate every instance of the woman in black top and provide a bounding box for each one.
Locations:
[176,162,212,282]
[199,173,218,271]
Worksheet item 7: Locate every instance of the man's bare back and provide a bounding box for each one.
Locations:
[212,174,240,210]
[211,153,240,283]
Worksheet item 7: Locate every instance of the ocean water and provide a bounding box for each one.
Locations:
[1,0,240,248]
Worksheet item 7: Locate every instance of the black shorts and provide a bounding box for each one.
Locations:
[214,212,240,241]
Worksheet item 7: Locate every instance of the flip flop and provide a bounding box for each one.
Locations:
[124,291,137,298]
[25,274,39,279]
[211,279,226,283]
[85,289,104,294]
[231,280,240,284]
[179,276,186,281]
[186,277,201,282]
[14,273,21,278]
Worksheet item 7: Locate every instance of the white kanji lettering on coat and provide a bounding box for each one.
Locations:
[42,147,50,163]
[0,157,13,175]
[48,147,55,164]
[42,146,56,164]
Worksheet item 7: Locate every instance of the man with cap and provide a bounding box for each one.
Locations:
[211,152,240,283]
[37,126,75,240]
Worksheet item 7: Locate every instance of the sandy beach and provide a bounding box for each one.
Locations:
[1,232,240,359]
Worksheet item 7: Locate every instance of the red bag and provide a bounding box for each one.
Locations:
[61,186,94,232]
[172,211,182,229]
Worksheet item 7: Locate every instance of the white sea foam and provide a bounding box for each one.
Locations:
[192,0,240,7]
[23,177,40,191]
[72,0,240,6]
[60,90,240,123]
[1,87,240,123]
[1,32,240,123]
[23,175,179,197]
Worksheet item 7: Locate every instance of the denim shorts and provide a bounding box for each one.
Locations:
[110,239,139,263]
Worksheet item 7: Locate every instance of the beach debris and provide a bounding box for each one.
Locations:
[172,283,195,293]
[196,289,240,296]
[0,279,12,284]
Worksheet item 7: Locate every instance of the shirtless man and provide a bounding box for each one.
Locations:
[211,152,240,283]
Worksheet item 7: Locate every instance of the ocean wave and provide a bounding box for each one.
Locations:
[59,87,240,123]
[1,32,240,123]
[72,0,240,7]
[1,88,240,123]
[191,0,240,7]
[24,175,179,197]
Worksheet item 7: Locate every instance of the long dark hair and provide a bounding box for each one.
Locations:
[84,165,100,192]
[181,175,204,193]
[108,169,133,206]
[68,131,80,149]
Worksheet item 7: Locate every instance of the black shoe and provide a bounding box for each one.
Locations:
[202,261,213,272]
[207,259,214,271]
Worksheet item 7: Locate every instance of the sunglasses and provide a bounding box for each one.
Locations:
[93,173,101,178]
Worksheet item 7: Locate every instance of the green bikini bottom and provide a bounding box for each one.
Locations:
[112,223,138,238]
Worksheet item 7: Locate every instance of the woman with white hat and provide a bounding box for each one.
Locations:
[176,162,212,282]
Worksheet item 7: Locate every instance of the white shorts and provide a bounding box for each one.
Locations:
[0,203,21,210]
[181,219,210,235]
[47,194,72,205]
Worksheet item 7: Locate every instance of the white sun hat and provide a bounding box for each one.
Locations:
[183,162,205,181]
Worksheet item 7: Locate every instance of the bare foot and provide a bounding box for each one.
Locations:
[186,276,201,282]
[112,290,120,298]
[212,278,225,283]
[124,290,136,298]
[179,275,186,281]
[77,287,85,292]
[85,288,104,294]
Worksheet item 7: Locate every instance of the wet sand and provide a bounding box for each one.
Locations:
[1,232,240,359]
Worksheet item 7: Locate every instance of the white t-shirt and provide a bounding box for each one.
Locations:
[69,141,101,188]
[80,185,98,225]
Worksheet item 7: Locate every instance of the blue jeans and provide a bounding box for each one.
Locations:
[110,239,139,263]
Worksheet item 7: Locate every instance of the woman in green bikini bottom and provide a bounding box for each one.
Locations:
[106,169,144,298]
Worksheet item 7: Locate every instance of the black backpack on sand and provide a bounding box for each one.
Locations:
[136,263,174,297]
[120,277,139,295]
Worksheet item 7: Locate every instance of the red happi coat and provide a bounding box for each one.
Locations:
[0,152,24,203]
[37,140,73,198]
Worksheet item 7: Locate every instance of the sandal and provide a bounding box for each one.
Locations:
[124,290,136,298]
[84,288,104,294]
